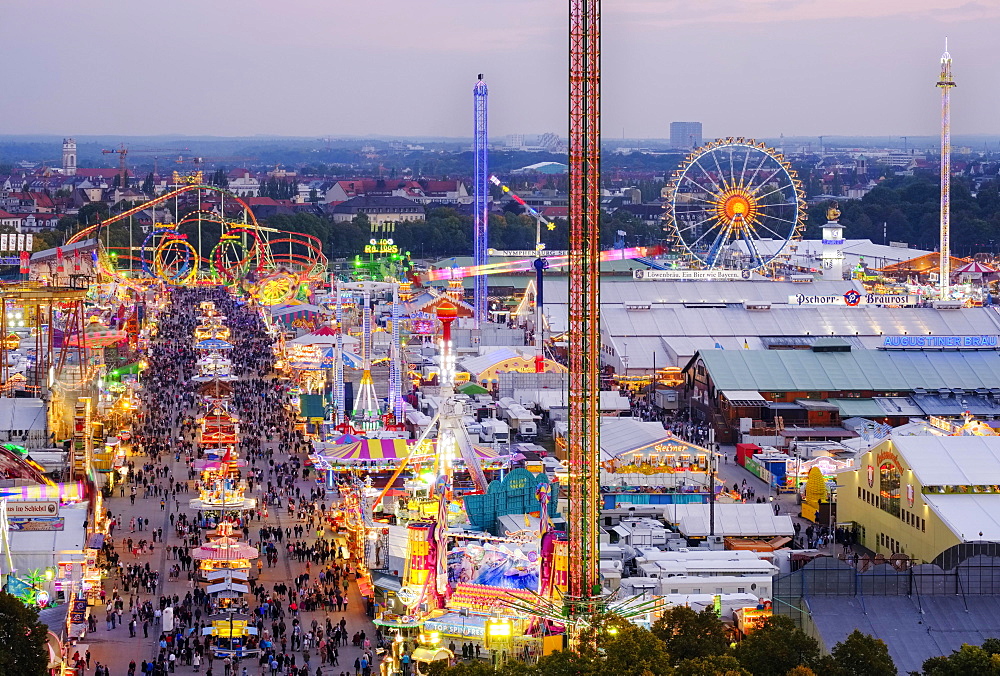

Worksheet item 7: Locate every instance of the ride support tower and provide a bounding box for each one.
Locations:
[937,40,955,299]
[567,0,602,618]
[473,75,489,326]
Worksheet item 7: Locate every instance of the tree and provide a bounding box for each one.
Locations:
[922,644,1000,675]
[530,649,602,676]
[0,591,49,676]
[784,668,817,676]
[599,621,673,676]
[652,606,730,663]
[141,172,155,195]
[733,616,821,676]
[78,202,110,227]
[829,630,895,676]
[674,655,749,676]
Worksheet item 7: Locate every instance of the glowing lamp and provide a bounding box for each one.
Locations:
[435,303,458,322]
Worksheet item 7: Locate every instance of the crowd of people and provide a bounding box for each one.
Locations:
[85,288,380,676]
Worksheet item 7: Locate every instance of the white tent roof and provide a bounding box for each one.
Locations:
[9,504,88,572]
[667,503,795,538]
[288,332,359,346]
[269,303,323,317]
[514,389,567,410]
[600,391,631,412]
[206,581,249,595]
[0,398,46,432]
[598,417,678,460]
[923,494,1000,541]
[892,436,1000,486]
[459,348,523,376]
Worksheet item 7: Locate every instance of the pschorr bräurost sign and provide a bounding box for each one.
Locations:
[788,291,917,306]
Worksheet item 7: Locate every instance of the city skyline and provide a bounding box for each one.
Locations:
[0,1,997,138]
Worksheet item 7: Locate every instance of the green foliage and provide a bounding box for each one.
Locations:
[259,177,297,199]
[0,591,49,676]
[78,201,110,226]
[601,621,673,676]
[922,644,1000,675]
[828,630,896,676]
[674,655,749,676]
[804,175,1000,255]
[651,606,730,664]
[733,616,821,676]
[533,649,603,675]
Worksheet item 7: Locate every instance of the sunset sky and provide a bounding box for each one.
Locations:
[1,0,996,138]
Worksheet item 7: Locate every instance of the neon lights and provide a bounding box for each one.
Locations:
[425,245,664,281]
[473,76,489,326]
[365,239,399,255]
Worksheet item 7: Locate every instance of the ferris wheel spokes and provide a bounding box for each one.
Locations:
[665,138,806,272]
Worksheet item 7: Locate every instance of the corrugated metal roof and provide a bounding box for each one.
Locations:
[807,595,1000,675]
[543,278,865,305]
[698,349,1000,392]
[828,399,886,417]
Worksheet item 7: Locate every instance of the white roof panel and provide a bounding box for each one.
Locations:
[923,494,1000,541]
[0,398,46,432]
[667,503,795,537]
[893,436,1000,486]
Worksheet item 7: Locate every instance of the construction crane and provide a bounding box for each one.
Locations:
[101,145,189,187]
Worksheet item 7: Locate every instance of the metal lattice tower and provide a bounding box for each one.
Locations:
[473,75,489,326]
[389,284,404,423]
[334,287,345,425]
[937,40,955,300]
[567,0,602,614]
[352,287,383,422]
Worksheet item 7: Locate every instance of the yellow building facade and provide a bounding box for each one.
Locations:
[839,435,1000,563]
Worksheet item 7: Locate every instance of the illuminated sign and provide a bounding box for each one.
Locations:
[364,238,399,255]
[635,269,748,280]
[788,292,917,306]
[881,335,998,349]
[6,501,58,516]
[489,249,568,257]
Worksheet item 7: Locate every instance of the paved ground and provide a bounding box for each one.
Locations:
[83,433,378,675]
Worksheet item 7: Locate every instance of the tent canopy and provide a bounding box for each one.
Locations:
[457,382,489,396]
[195,339,233,350]
[316,439,500,463]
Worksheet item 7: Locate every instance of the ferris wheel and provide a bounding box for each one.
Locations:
[664,138,806,270]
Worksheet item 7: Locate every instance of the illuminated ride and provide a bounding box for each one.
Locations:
[69,183,328,299]
[333,304,547,665]
[423,244,663,282]
[664,138,806,271]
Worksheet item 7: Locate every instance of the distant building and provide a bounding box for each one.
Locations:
[670,122,703,150]
[323,179,470,206]
[62,138,77,176]
[328,195,425,225]
[511,162,568,175]
[504,134,525,149]
[228,169,260,198]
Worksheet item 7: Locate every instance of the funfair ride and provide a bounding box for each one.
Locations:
[69,183,328,302]
[664,139,807,272]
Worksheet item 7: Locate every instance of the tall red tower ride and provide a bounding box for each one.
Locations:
[566,0,602,615]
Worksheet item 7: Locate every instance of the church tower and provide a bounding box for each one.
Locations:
[62,138,77,176]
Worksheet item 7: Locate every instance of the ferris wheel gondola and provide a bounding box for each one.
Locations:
[664,138,807,271]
